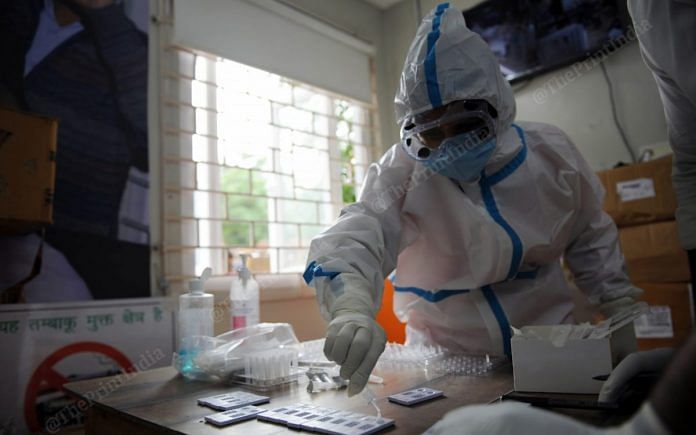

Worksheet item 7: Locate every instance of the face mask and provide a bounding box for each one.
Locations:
[423,132,496,182]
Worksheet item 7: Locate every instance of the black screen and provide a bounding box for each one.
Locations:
[463,0,631,82]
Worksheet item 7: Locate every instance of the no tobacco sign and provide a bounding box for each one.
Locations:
[0,298,174,434]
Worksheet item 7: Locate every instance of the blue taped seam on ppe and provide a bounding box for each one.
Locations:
[424,3,449,108]
[480,176,523,280]
[394,285,470,303]
[303,261,317,284]
[314,266,340,280]
[481,285,512,358]
[487,124,528,187]
[392,266,535,305]
[302,261,340,284]
[514,268,539,280]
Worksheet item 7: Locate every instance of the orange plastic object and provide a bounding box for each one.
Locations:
[376,279,406,343]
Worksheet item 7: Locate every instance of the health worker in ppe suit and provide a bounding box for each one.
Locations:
[627,0,696,292]
[303,3,641,396]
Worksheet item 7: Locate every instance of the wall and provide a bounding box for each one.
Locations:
[379,0,670,171]
[380,0,419,148]
[514,41,669,170]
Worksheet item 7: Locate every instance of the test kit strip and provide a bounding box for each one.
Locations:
[203,405,266,427]
[303,410,358,432]
[388,387,444,406]
[254,403,395,434]
[314,413,395,435]
[273,404,317,427]
[197,392,270,410]
[286,405,338,429]
[256,404,305,424]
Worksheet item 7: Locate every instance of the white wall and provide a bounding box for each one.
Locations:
[379,0,670,171]
[380,0,420,148]
[514,42,669,170]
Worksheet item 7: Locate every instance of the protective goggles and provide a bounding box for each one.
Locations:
[400,100,496,161]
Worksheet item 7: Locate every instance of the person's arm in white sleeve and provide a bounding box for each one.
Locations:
[563,143,641,316]
[304,145,414,395]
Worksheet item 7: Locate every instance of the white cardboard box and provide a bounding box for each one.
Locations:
[511,323,637,394]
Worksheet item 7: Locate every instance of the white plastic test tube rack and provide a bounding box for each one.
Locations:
[432,354,507,376]
[231,348,301,389]
[376,342,447,369]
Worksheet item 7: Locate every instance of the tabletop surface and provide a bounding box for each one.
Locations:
[64,363,515,434]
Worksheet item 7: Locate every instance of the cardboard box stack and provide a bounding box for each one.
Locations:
[597,156,694,350]
[0,106,57,234]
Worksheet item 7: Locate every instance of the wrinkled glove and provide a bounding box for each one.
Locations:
[598,348,674,404]
[599,296,640,317]
[597,285,643,318]
[323,310,386,396]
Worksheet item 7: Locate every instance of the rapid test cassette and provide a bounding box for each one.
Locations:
[197,391,270,410]
[256,404,395,435]
[203,405,266,427]
[256,403,308,424]
[312,412,395,435]
[388,387,444,406]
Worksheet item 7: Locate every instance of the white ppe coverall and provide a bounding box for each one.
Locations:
[425,402,669,435]
[628,0,696,252]
[304,4,639,359]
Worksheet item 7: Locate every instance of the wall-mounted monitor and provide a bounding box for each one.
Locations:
[463,0,632,83]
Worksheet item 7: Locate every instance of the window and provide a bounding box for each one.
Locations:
[161,49,377,293]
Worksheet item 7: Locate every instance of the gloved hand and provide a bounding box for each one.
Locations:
[598,348,674,404]
[599,296,638,317]
[323,310,386,396]
[598,286,643,317]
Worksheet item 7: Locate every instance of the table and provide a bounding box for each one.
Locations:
[64,364,514,434]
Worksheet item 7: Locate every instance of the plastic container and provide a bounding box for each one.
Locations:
[231,348,302,390]
[229,254,260,329]
[177,267,214,378]
[195,323,301,381]
[432,354,507,376]
[376,342,447,369]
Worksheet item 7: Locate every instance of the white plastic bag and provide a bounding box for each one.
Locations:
[190,323,300,379]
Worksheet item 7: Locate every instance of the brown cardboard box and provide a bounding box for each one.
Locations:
[597,156,676,228]
[634,282,694,350]
[0,106,57,233]
[619,221,691,282]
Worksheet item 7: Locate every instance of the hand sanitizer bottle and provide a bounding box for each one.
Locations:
[229,254,260,329]
[177,267,214,377]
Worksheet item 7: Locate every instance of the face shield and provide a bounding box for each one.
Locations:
[400,100,496,162]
